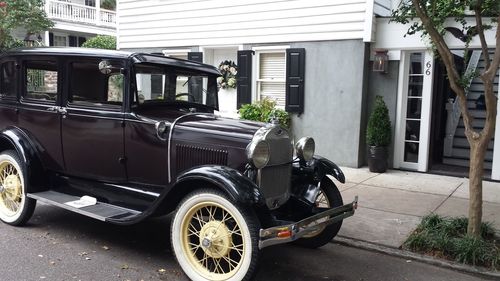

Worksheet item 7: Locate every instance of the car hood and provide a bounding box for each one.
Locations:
[175,114,264,141]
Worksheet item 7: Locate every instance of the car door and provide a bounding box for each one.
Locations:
[61,58,126,182]
[17,57,65,172]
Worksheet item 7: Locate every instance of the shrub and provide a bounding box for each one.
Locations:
[403,214,500,269]
[239,98,290,128]
[81,35,116,50]
[366,95,391,146]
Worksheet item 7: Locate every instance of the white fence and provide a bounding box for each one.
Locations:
[47,0,116,27]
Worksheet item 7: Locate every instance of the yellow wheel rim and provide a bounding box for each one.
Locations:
[303,189,330,238]
[180,201,245,280]
[0,160,23,217]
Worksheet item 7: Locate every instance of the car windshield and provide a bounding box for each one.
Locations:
[133,64,218,108]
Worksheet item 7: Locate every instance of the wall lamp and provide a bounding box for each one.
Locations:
[373,49,389,74]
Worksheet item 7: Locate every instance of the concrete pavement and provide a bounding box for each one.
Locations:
[336,167,500,248]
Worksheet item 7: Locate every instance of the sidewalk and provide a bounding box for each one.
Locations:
[336,167,500,248]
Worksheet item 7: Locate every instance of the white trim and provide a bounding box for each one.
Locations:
[363,0,374,42]
[492,71,500,180]
[252,45,290,51]
[162,49,191,56]
[418,51,434,171]
[393,51,407,169]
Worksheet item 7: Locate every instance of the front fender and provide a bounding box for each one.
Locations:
[311,155,346,183]
[0,127,46,190]
[175,165,266,206]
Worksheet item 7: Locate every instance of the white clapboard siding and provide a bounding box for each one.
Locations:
[118,0,373,48]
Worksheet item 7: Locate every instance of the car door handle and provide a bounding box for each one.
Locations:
[57,107,67,115]
[46,106,57,112]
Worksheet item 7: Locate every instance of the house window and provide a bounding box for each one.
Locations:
[256,51,286,107]
[53,35,67,47]
[85,0,96,6]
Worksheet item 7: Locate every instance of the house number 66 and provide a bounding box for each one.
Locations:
[425,61,432,75]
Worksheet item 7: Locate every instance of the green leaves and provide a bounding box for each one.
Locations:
[239,98,291,128]
[0,0,53,50]
[366,96,391,147]
[81,35,116,50]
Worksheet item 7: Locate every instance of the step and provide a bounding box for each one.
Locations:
[455,127,496,136]
[28,191,141,222]
[442,157,493,169]
[453,137,495,150]
[450,147,494,160]
[458,118,486,129]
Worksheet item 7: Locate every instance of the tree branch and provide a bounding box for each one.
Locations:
[474,0,491,69]
[483,15,500,82]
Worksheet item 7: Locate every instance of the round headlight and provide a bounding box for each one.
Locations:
[296,137,315,161]
[155,121,168,140]
[246,140,270,169]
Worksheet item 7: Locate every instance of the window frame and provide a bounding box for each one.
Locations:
[0,59,19,101]
[21,57,60,106]
[66,58,126,112]
[252,46,288,107]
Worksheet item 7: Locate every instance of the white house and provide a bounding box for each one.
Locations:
[117,0,500,180]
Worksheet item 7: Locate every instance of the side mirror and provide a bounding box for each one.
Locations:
[98,60,120,74]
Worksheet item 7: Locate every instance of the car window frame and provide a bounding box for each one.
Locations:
[0,58,19,102]
[65,57,126,113]
[20,56,61,106]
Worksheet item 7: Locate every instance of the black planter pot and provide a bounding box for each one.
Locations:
[367,146,388,173]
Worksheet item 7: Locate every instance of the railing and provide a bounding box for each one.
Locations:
[443,50,482,156]
[46,0,116,28]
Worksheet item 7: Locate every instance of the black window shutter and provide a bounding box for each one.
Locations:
[285,48,305,113]
[78,37,86,47]
[68,36,77,47]
[49,32,54,46]
[187,52,203,102]
[188,52,203,63]
[236,50,254,109]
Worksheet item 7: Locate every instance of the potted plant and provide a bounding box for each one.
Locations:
[366,95,391,173]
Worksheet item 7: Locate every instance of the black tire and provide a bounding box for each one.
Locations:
[0,150,36,226]
[294,177,343,249]
[171,189,260,281]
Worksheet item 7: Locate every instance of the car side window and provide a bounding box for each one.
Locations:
[69,60,124,108]
[0,61,17,99]
[25,60,58,102]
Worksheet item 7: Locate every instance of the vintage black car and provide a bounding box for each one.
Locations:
[0,48,357,281]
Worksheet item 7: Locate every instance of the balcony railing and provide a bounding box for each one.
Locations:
[46,0,116,28]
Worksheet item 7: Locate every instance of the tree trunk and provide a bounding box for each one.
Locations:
[467,140,486,236]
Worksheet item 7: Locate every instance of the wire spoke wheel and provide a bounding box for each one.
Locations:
[0,160,23,217]
[295,178,344,248]
[0,150,35,226]
[302,189,331,238]
[172,190,259,281]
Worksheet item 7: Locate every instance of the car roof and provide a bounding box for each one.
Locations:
[1,47,220,75]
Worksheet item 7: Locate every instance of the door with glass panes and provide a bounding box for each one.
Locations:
[394,51,434,171]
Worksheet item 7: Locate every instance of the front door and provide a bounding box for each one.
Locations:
[61,58,126,182]
[394,51,435,171]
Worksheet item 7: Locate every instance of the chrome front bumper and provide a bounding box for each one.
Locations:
[258,196,358,249]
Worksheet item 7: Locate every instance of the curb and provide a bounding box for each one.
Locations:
[333,236,500,280]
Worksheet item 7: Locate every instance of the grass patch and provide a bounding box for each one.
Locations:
[403,214,500,269]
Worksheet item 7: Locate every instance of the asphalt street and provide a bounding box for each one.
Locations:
[0,203,491,281]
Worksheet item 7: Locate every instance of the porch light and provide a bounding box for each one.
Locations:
[373,49,389,73]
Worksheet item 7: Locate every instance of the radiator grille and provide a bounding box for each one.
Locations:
[176,144,228,173]
[259,164,292,208]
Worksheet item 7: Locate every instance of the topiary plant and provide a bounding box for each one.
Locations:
[366,95,391,147]
[239,98,290,128]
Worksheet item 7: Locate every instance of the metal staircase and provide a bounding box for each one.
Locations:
[443,50,498,169]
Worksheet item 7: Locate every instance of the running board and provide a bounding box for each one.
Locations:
[28,191,141,222]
